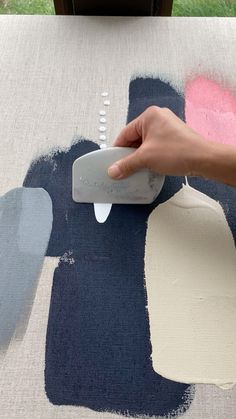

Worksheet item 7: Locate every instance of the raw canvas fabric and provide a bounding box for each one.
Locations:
[0,15,236,419]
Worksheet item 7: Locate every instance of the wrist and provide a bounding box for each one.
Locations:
[187,134,213,178]
[190,137,236,187]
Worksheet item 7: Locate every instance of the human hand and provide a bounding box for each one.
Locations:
[108,106,209,179]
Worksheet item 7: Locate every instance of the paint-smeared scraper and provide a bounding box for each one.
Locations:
[72,147,165,204]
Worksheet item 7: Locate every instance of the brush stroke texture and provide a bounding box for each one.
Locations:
[185,76,236,145]
[0,187,52,352]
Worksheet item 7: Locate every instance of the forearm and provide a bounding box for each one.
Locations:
[192,140,236,188]
[109,106,236,187]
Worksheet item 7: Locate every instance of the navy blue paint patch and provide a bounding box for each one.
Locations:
[23,78,196,417]
[23,141,98,257]
[24,142,190,417]
[127,77,185,122]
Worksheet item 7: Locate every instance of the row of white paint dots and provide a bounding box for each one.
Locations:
[99,91,110,149]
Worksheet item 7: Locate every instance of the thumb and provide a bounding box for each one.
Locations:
[108,150,143,179]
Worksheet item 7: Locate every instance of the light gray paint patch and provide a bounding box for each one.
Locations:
[18,188,52,255]
[0,187,52,351]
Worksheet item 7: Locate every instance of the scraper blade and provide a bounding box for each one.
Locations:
[72,147,165,204]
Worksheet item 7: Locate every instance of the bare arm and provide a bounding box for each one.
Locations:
[108,106,236,188]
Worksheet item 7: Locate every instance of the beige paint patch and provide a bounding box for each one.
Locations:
[145,184,236,388]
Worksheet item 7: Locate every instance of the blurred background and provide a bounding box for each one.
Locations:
[0,0,235,16]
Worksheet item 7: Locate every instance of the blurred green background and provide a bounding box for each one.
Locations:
[0,0,54,14]
[173,0,236,16]
[0,0,235,16]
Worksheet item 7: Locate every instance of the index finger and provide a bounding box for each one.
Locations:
[113,116,142,147]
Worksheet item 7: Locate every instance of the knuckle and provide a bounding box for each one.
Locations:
[162,107,172,115]
[146,105,159,116]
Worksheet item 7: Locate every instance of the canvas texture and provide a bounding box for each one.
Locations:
[0,15,235,419]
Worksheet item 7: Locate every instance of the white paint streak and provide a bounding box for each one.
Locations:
[60,250,75,265]
[94,203,112,223]
[145,184,236,388]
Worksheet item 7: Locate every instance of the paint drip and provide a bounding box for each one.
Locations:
[104,100,110,106]
[101,92,108,97]
[100,117,106,123]
[94,203,112,223]
[99,110,106,116]
[99,126,106,132]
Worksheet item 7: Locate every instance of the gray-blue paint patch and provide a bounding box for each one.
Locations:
[0,187,52,350]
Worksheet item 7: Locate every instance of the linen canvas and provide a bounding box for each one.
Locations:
[0,15,235,419]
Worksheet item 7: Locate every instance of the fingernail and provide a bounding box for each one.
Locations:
[108,164,122,179]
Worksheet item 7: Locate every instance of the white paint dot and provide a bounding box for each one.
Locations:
[99,110,106,116]
[104,100,110,106]
[99,126,106,132]
[99,134,106,141]
[101,92,108,97]
[100,117,106,123]
[100,143,107,149]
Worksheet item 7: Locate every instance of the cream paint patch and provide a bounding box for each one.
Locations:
[145,184,236,388]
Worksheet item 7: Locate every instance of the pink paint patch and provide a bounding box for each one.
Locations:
[185,76,236,145]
